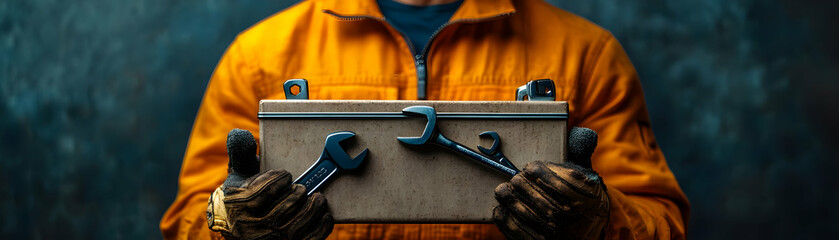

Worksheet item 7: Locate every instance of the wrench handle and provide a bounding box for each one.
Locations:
[294,159,339,195]
[497,156,520,173]
[435,134,519,177]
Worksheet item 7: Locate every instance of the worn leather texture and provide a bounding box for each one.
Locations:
[206,129,334,240]
[209,169,334,240]
[493,161,609,240]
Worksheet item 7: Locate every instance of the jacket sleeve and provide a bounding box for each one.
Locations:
[571,33,690,240]
[160,36,263,240]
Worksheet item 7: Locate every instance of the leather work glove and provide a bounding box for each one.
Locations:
[493,127,610,240]
[207,129,334,240]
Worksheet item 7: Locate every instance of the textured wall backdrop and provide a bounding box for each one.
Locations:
[2,0,837,239]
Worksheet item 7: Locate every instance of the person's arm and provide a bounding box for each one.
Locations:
[160,36,262,239]
[574,32,690,240]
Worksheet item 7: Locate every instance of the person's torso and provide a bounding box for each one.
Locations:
[233,0,613,238]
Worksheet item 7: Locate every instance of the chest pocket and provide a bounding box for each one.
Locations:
[264,76,402,100]
[312,84,399,100]
[437,75,563,101]
[438,84,519,101]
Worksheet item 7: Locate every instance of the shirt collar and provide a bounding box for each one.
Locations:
[321,0,516,21]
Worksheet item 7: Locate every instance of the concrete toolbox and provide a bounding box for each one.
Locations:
[258,80,569,223]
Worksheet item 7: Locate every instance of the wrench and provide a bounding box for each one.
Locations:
[294,131,369,195]
[397,106,518,177]
[477,131,520,174]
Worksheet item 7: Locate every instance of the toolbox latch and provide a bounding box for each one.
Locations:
[283,79,309,100]
[516,79,556,101]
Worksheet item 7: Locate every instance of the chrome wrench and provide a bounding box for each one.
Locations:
[477,131,520,174]
[397,106,518,177]
[294,131,369,195]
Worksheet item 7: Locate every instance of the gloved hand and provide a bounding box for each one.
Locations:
[492,127,610,240]
[207,129,334,240]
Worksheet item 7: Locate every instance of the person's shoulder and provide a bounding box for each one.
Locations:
[233,0,322,51]
[515,0,614,43]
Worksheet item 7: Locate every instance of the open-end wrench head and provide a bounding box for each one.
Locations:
[324,131,368,170]
[397,106,437,145]
[478,131,501,155]
[336,148,367,170]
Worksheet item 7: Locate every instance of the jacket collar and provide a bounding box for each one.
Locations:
[321,0,516,22]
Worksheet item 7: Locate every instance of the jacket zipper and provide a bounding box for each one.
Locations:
[323,10,514,100]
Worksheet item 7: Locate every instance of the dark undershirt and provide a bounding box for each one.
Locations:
[376,0,463,54]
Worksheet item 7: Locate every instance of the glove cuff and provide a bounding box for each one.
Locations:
[207,186,231,233]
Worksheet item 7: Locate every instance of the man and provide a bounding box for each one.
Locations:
[161,0,690,239]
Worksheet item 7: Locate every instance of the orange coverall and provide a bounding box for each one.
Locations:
[160,0,690,239]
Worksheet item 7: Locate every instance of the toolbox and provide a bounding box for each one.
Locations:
[258,80,569,223]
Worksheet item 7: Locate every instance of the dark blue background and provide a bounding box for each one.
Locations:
[2,0,837,239]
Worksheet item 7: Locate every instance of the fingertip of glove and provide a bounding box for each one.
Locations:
[310,192,328,205]
[494,182,516,202]
[290,183,308,196]
[491,205,509,224]
[323,211,335,223]
[510,173,528,186]
[494,182,510,193]
[321,212,336,235]
[303,212,335,240]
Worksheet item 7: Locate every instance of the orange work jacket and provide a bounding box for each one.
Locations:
[160,0,690,239]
